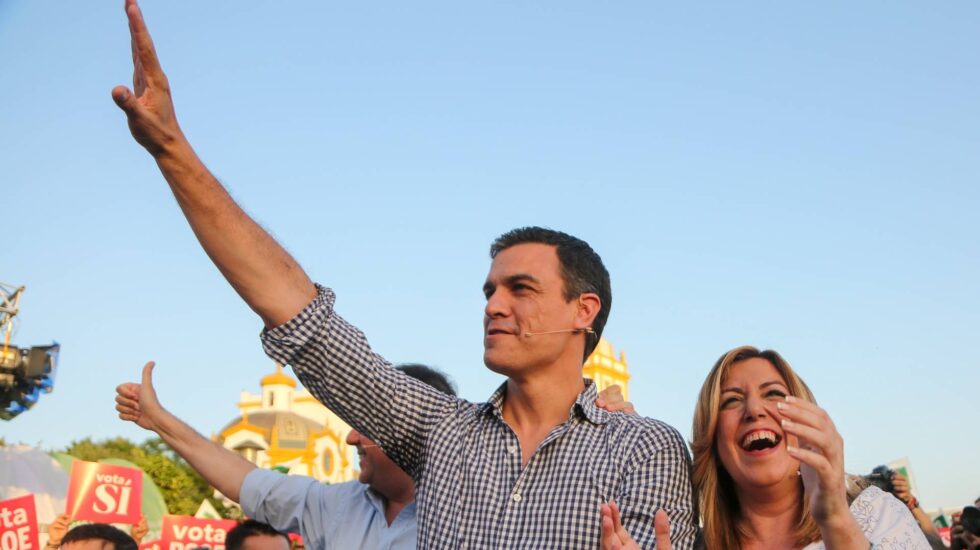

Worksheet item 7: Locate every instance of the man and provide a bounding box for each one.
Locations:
[112,1,697,547]
[56,524,137,550]
[225,520,290,550]
[47,515,147,549]
[116,362,455,549]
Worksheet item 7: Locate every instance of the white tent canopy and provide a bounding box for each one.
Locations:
[0,445,69,529]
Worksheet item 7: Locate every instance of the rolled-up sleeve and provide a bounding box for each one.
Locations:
[618,423,698,550]
[260,284,458,478]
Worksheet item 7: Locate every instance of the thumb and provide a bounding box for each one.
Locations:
[141,361,159,402]
[654,509,672,550]
[111,85,139,114]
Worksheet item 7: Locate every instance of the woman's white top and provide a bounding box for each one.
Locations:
[803,486,930,549]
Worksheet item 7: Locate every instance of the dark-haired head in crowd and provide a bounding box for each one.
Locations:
[226,519,290,550]
[59,523,137,550]
[950,496,980,550]
[340,364,458,526]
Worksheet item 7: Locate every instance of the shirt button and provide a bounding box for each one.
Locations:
[507,445,518,455]
[512,493,523,502]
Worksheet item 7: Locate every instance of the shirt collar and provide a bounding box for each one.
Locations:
[479,378,610,426]
[575,379,610,425]
[362,484,416,518]
[362,483,388,515]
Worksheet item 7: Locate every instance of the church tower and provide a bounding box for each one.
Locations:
[582,337,631,399]
[216,364,357,484]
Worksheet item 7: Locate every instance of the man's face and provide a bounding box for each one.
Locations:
[239,534,291,550]
[346,428,400,489]
[61,542,114,550]
[482,243,582,376]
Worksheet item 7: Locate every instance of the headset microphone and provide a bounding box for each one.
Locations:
[523,327,595,337]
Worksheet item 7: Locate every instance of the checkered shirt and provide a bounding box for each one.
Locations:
[262,285,698,549]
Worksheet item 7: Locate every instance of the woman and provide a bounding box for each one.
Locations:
[601,346,927,549]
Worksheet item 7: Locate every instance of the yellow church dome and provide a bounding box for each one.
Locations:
[582,337,631,400]
[261,363,297,388]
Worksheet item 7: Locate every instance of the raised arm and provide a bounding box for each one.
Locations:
[115,361,255,501]
[111,0,315,328]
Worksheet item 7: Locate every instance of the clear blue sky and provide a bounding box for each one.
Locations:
[3,1,978,509]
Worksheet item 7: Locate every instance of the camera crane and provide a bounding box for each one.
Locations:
[0,282,60,420]
[1,282,25,355]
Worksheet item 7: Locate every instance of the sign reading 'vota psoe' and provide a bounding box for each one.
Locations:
[0,494,39,550]
[159,515,239,550]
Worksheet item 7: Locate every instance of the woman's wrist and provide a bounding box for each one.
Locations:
[817,510,869,550]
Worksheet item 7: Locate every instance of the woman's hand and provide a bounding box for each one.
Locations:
[778,396,868,549]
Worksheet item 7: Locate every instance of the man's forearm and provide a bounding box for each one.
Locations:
[152,138,316,328]
[151,405,255,502]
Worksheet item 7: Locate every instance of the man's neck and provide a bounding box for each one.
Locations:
[382,493,413,526]
[502,367,586,466]
[373,473,415,526]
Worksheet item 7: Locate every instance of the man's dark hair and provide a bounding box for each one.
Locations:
[60,523,137,550]
[490,226,611,359]
[226,519,289,550]
[396,363,457,396]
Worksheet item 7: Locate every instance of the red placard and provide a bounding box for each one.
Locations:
[64,461,143,525]
[159,515,238,550]
[0,494,39,550]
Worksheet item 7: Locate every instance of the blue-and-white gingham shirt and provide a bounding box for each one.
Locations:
[262,285,698,549]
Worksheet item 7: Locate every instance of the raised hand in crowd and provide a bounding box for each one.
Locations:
[891,471,945,549]
[116,361,169,433]
[110,0,180,157]
[599,501,672,550]
[112,0,314,329]
[595,384,636,415]
[891,472,918,510]
[116,361,256,502]
[46,514,71,549]
[130,515,149,545]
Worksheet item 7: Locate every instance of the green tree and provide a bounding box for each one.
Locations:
[62,437,234,517]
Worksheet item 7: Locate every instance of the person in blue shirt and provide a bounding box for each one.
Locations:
[115,362,453,549]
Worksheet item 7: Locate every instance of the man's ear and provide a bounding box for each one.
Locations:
[576,292,601,330]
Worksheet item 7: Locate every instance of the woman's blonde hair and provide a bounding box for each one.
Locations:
[691,346,820,550]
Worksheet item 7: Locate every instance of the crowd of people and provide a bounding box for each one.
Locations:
[45,516,291,550]
[54,1,970,548]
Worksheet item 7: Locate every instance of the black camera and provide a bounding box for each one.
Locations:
[861,465,896,495]
[961,505,980,536]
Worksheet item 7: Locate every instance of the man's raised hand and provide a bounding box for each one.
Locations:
[112,0,183,156]
[115,361,167,433]
[109,0,316,328]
